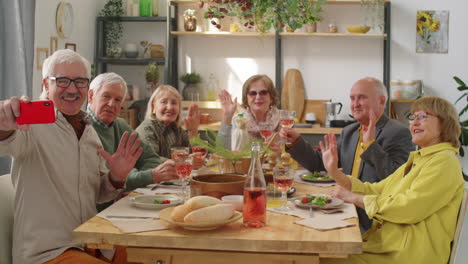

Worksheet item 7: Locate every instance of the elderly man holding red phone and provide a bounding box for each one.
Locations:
[87,72,179,212]
[0,49,141,264]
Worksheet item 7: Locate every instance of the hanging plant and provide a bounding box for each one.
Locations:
[202,0,326,33]
[361,0,385,31]
[99,0,124,52]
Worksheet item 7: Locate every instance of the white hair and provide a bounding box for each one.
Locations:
[89,72,127,98]
[361,77,388,103]
[40,49,91,99]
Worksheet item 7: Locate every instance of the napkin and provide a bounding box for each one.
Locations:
[268,202,358,231]
[97,196,169,233]
[107,218,168,233]
[294,218,355,231]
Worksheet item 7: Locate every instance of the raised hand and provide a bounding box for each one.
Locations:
[332,186,365,209]
[279,127,300,144]
[362,109,377,143]
[152,159,178,182]
[0,96,30,132]
[184,103,200,137]
[98,131,143,182]
[218,89,237,124]
[319,134,339,175]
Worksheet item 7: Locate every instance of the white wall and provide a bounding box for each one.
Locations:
[32,0,105,99]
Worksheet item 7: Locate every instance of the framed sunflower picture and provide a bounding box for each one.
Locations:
[416,10,449,53]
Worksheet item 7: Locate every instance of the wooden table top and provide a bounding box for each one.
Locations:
[73,183,362,255]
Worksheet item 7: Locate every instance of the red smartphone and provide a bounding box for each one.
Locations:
[16,100,56,125]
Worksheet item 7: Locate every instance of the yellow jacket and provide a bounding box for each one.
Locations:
[349,142,464,264]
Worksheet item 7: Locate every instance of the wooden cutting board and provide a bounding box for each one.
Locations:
[281,69,305,120]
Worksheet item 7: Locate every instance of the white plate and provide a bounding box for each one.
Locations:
[130,195,183,210]
[300,172,335,183]
[159,207,242,230]
[294,194,344,209]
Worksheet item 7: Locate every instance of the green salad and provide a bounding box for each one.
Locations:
[301,195,332,206]
[303,171,332,180]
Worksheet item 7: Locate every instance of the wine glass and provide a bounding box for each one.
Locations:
[191,145,208,169]
[273,166,294,211]
[171,147,190,159]
[174,156,193,201]
[258,122,274,142]
[279,110,296,128]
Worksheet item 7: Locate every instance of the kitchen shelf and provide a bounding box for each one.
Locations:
[171,31,275,37]
[96,16,168,22]
[171,0,390,5]
[96,57,165,65]
[280,32,387,38]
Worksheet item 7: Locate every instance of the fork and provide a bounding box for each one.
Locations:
[309,205,313,218]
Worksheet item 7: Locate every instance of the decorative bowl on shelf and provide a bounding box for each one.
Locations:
[346,25,371,34]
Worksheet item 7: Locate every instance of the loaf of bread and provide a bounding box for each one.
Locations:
[170,204,190,222]
[171,196,224,222]
[184,204,235,223]
[185,196,222,211]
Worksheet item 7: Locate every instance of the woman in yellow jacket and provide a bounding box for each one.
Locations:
[321,96,464,264]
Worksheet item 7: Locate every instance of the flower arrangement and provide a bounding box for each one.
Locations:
[417,11,440,45]
[202,0,326,33]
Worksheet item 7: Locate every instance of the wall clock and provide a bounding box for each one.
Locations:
[56,1,74,38]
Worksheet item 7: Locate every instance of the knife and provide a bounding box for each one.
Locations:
[105,215,157,219]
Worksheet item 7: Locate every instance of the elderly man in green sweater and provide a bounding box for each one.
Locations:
[87,72,178,211]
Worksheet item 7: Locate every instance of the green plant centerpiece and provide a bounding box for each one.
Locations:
[145,63,159,95]
[180,72,202,100]
[100,0,124,57]
[191,129,268,174]
[202,0,326,33]
[453,76,468,180]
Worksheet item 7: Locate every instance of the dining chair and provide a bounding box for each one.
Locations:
[449,188,468,264]
[0,174,14,264]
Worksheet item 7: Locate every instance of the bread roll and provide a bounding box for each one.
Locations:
[185,196,222,211]
[184,204,235,223]
[170,204,190,222]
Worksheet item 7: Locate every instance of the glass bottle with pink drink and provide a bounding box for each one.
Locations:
[243,142,267,228]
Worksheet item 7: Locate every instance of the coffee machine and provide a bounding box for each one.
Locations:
[324,101,343,128]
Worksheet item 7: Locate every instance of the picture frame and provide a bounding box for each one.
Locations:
[65,42,76,51]
[50,36,58,53]
[36,48,49,70]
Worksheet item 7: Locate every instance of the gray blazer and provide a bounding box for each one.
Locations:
[289,115,414,231]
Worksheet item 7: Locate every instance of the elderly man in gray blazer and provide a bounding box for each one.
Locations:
[280,77,414,232]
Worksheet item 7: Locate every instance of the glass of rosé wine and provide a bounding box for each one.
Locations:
[171,147,190,159]
[279,110,296,128]
[191,145,208,169]
[258,122,274,142]
[273,166,294,211]
[174,156,193,201]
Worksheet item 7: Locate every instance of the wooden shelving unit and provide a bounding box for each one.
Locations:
[171,31,275,37]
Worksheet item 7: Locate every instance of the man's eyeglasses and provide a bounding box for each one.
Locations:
[49,77,90,89]
[247,90,269,97]
[407,112,438,123]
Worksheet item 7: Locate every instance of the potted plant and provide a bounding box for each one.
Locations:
[202,0,326,33]
[99,0,124,57]
[145,62,159,96]
[453,76,468,180]
[180,72,202,100]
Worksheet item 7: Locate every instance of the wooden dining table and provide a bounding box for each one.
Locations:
[73,182,362,264]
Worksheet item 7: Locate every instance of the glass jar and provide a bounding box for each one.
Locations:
[139,0,152,17]
[327,21,338,33]
[184,15,197,31]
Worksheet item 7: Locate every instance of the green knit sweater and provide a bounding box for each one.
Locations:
[92,117,163,191]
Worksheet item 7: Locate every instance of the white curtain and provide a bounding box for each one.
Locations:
[0,0,36,174]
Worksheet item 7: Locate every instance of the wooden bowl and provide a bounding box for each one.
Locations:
[191,174,246,199]
[346,25,370,34]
